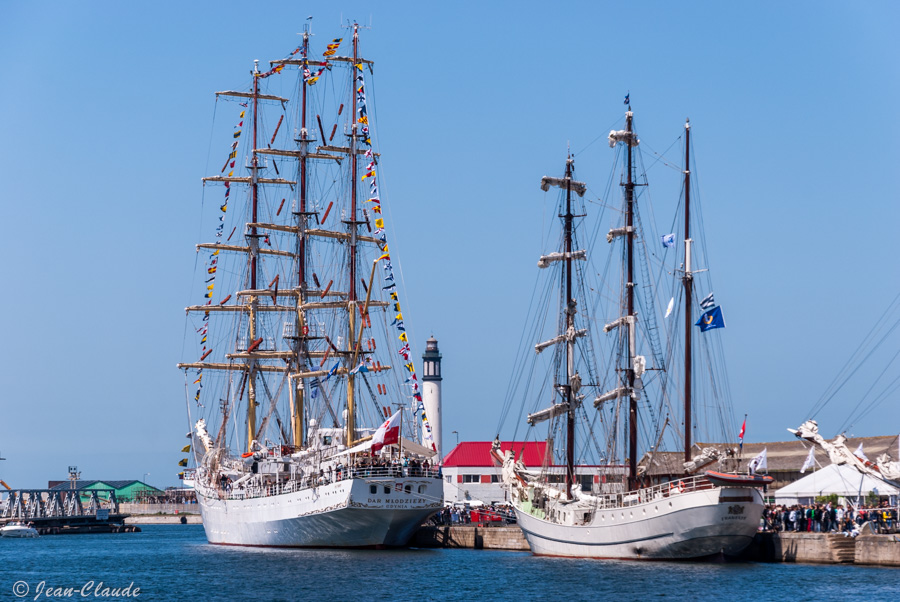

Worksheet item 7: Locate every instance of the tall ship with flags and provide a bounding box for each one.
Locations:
[494,102,771,559]
[176,23,442,548]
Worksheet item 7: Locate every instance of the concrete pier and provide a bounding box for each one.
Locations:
[415,526,900,566]
[414,526,529,551]
[747,531,900,566]
[124,514,202,525]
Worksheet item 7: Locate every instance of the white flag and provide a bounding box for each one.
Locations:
[800,446,815,474]
[664,297,674,319]
[854,443,869,462]
[748,448,767,474]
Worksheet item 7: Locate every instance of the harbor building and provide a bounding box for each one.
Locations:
[48,479,162,502]
[441,441,622,505]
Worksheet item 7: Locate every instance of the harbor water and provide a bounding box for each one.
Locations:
[1,525,899,601]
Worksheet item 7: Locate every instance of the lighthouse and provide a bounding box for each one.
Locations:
[421,336,443,462]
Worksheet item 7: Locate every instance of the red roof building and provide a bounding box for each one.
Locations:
[442,441,548,468]
[440,441,618,505]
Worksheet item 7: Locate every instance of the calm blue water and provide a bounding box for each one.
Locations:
[1,525,899,601]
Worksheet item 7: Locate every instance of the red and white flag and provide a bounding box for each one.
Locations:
[372,410,401,452]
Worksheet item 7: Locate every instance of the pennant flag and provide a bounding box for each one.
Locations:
[695,306,725,332]
[748,448,768,474]
[661,233,676,248]
[664,297,674,319]
[193,375,202,384]
[800,446,815,474]
[181,444,191,453]
[239,111,245,118]
[854,443,869,462]
[178,458,189,467]
[378,252,390,261]
[699,292,715,310]
[738,417,746,452]
[399,332,408,342]
[371,410,401,452]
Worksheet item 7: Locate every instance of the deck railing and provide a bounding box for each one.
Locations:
[210,466,441,501]
[564,475,716,511]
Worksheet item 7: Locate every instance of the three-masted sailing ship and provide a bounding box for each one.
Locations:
[495,105,771,559]
[177,24,442,548]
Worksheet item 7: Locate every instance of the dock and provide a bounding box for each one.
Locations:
[414,525,900,567]
[747,530,900,566]
[414,526,529,551]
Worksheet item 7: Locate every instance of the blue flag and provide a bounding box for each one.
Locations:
[695,306,725,332]
[661,233,676,248]
[324,361,340,381]
[624,93,630,105]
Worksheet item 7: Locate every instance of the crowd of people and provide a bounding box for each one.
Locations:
[761,501,898,535]
[432,503,516,526]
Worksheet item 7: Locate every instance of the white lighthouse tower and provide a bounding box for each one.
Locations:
[421,336,443,462]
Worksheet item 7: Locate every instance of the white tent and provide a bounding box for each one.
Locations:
[774,463,900,505]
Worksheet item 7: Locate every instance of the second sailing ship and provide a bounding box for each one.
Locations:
[495,104,770,559]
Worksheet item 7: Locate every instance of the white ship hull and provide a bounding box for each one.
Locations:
[514,486,763,559]
[198,475,442,548]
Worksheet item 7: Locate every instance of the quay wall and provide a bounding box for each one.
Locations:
[415,527,900,566]
[120,503,199,515]
[414,526,529,551]
[124,514,203,525]
[749,532,900,566]
[855,535,900,567]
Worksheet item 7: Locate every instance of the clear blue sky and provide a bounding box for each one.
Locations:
[1,1,898,488]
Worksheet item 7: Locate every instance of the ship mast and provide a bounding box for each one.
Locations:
[246,60,262,453]
[624,108,638,490]
[346,23,360,445]
[530,160,587,499]
[292,29,311,449]
[682,119,692,463]
[563,157,576,500]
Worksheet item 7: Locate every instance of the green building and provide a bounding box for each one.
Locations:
[48,479,163,502]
